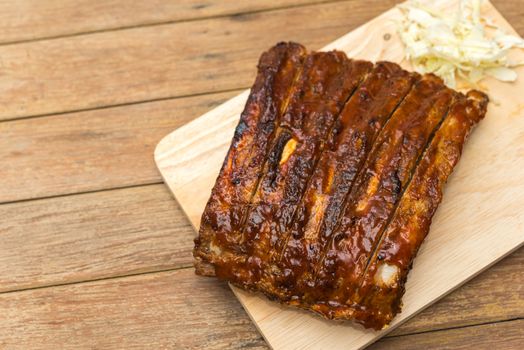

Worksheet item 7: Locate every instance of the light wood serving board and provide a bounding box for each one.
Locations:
[155,1,524,348]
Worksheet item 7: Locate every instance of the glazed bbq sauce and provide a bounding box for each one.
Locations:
[267,62,418,301]
[195,42,306,266]
[214,51,372,286]
[352,91,488,330]
[309,74,454,310]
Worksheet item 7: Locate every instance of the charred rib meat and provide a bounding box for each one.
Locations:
[192,42,489,330]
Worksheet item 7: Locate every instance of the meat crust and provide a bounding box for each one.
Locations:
[192,42,489,330]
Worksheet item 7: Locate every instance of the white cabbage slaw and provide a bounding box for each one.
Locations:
[397,0,524,88]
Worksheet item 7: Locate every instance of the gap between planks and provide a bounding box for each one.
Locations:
[0,182,161,207]
[0,87,246,125]
[385,317,523,339]
[370,318,524,349]
[0,0,348,47]
[0,89,240,203]
[0,265,192,296]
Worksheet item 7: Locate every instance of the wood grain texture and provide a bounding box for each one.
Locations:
[155,1,524,348]
[0,0,519,122]
[0,269,267,350]
[0,267,520,350]
[0,0,330,44]
[0,160,521,329]
[0,170,521,332]
[0,185,194,293]
[371,319,524,350]
[0,0,522,349]
[494,0,524,35]
[0,90,239,203]
[391,248,524,336]
[0,0,518,46]
[0,0,400,121]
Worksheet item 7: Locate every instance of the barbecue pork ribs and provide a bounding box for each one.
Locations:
[193,42,489,330]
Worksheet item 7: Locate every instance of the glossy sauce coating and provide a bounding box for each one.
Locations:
[220,52,372,286]
[312,75,454,306]
[193,42,489,330]
[351,91,488,329]
[270,62,418,299]
[194,42,306,274]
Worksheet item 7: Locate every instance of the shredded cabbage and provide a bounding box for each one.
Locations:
[397,0,524,88]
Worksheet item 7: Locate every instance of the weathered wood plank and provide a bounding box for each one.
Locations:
[392,247,524,336]
[0,1,520,121]
[0,269,267,350]
[0,0,331,44]
[0,90,238,203]
[0,2,522,348]
[372,319,524,350]
[0,174,522,331]
[154,1,524,346]
[0,0,401,121]
[0,267,521,349]
[4,0,522,203]
[0,185,194,293]
[492,0,524,35]
[0,0,520,202]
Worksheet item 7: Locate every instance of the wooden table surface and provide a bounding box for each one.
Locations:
[0,1,522,349]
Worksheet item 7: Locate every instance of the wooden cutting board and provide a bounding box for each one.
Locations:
[155,0,524,348]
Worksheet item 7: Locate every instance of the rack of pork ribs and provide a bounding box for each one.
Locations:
[193,42,489,330]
